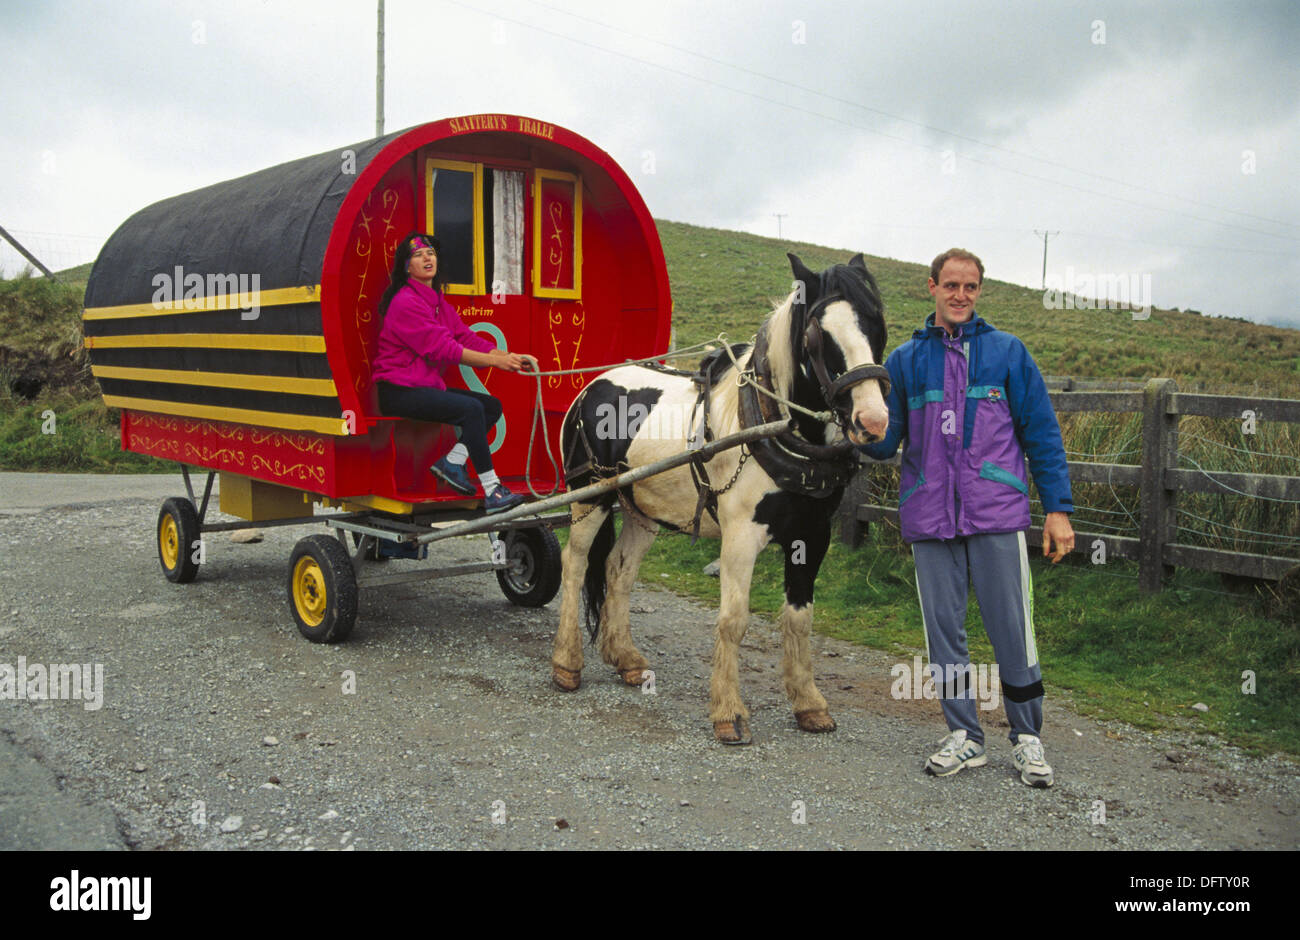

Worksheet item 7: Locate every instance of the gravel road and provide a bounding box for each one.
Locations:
[1,472,1296,850]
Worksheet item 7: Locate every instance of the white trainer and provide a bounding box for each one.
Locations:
[924,730,987,777]
[1012,734,1054,788]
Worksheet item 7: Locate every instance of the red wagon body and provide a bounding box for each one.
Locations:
[83,115,672,518]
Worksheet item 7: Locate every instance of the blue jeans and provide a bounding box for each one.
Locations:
[376,382,502,473]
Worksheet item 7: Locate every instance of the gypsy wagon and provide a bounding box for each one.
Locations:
[82,114,672,640]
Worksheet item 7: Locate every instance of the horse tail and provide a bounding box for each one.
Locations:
[581,510,617,643]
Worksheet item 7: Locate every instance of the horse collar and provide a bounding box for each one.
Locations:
[737,322,858,500]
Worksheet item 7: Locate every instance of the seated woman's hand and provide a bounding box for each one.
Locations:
[487,349,530,373]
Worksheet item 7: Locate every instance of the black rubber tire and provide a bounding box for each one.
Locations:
[287,534,359,643]
[157,497,202,584]
[495,526,562,607]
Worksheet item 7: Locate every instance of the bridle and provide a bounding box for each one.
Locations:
[797,292,891,434]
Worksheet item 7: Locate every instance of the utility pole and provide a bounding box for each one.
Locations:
[1034,229,1058,289]
[375,0,385,138]
[773,213,787,239]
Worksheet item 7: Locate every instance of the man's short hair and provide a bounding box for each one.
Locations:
[930,248,985,284]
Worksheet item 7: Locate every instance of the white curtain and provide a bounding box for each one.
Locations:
[492,169,524,295]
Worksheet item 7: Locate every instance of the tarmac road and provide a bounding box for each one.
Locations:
[0,471,1296,850]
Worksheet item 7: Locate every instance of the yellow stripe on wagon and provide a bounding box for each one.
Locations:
[103,396,347,435]
[92,365,337,397]
[82,285,322,321]
[84,333,328,353]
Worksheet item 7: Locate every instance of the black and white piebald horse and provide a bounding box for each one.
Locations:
[552,253,890,744]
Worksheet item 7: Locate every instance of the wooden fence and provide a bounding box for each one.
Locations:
[838,378,1300,592]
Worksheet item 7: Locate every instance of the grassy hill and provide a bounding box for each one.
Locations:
[2,221,1297,472]
[657,219,1300,396]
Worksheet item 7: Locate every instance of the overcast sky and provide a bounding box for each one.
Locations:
[3,0,1297,328]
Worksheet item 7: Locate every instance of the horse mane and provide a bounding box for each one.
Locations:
[708,291,798,438]
[708,261,883,440]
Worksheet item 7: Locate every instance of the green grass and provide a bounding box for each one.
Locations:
[0,270,171,472]
[631,519,1299,757]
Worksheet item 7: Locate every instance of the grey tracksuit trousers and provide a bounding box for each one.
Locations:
[911,531,1043,745]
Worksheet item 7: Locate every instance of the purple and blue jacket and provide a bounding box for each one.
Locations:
[858,312,1073,543]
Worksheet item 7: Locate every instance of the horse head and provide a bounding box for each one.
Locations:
[787,253,890,446]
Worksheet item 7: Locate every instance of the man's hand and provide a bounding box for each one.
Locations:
[1042,511,1075,564]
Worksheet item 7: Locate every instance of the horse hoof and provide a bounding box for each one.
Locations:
[795,708,836,733]
[713,715,752,746]
[618,667,648,687]
[552,665,581,692]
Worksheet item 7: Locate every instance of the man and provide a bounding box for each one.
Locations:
[859,248,1074,787]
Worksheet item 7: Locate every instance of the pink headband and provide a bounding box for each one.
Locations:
[411,237,433,251]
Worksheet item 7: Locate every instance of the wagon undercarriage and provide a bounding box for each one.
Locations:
[156,464,567,643]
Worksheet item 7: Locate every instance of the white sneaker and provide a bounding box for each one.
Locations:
[1012,734,1054,788]
[924,730,987,777]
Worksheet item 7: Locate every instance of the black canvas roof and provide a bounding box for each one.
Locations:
[84,129,406,308]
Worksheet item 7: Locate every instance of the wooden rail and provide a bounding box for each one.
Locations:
[838,378,1300,592]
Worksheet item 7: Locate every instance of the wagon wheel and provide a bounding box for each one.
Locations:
[495,526,562,607]
[157,497,202,584]
[287,534,358,643]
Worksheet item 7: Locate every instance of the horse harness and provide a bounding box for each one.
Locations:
[564,295,890,541]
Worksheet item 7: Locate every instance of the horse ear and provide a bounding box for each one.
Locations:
[848,253,867,272]
[787,253,819,301]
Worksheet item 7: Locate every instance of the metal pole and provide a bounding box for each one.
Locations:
[376,0,385,138]
[1034,229,1058,289]
[0,224,58,280]
[413,418,793,545]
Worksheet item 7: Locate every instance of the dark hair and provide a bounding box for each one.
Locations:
[378,232,444,317]
[929,247,984,285]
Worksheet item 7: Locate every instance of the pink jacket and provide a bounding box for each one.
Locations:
[371,281,496,390]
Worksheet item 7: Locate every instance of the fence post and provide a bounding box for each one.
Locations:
[839,459,869,547]
[1139,378,1178,592]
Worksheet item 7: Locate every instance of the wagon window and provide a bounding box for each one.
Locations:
[533,169,582,300]
[425,158,484,295]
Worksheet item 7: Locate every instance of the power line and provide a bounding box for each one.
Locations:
[519,0,1300,236]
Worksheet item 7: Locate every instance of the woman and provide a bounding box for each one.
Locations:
[372,232,531,513]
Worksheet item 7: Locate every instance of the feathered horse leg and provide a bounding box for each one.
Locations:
[597,507,659,686]
[551,502,611,691]
[709,514,770,744]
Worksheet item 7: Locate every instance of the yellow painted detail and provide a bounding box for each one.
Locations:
[343,495,416,514]
[424,158,485,295]
[92,365,336,397]
[85,333,327,353]
[83,285,322,321]
[219,473,311,522]
[532,169,583,300]
[159,514,179,570]
[103,396,346,435]
[292,556,328,627]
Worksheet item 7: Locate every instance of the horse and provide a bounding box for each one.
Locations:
[551,253,890,744]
